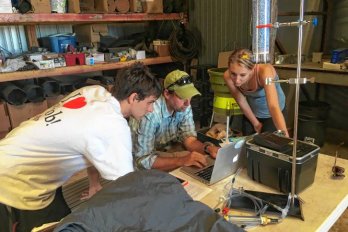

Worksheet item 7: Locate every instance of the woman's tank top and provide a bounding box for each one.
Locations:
[237,67,285,118]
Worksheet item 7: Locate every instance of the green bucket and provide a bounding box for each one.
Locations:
[208,68,230,95]
[208,68,242,116]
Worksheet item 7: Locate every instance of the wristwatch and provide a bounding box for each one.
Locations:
[203,142,214,155]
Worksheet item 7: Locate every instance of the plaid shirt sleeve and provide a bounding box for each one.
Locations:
[178,107,197,142]
[132,115,159,170]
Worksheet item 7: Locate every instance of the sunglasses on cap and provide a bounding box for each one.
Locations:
[166,75,192,90]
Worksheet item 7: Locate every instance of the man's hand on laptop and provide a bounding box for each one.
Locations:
[180,151,208,168]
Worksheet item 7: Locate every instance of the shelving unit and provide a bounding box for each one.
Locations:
[0,56,173,82]
[0,13,185,25]
[0,12,186,82]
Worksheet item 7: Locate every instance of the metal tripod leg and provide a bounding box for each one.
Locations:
[209,111,215,128]
[226,115,230,143]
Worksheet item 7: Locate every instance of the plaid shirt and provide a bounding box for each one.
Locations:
[129,95,196,169]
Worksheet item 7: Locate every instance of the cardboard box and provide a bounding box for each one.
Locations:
[136,50,146,60]
[68,0,80,13]
[0,131,8,140]
[47,95,65,108]
[80,0,108,12]
[30,0,51,13]
[95,0,108,12]
[217,51,233,68]
[7,101,48,128]
[142,0,163,13]
[34,60,55,69]
[129,0,143,12]
[0,101,11,132]
[79,0,94,12]
[322,61,346,70]
[312,52,323,63]
[74,24,108,43]
[26,53,43,62]
[43,53,60,60]
[153,40,170,57]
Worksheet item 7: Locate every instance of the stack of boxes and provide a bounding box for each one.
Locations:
[29,0,51,13]
[74,24,109,46]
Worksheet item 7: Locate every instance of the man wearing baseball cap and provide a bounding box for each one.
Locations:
[130,70,219,171]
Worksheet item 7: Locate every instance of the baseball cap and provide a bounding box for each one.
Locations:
[164,70,201,99]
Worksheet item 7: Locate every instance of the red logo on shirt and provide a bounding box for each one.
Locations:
[63,97,87,109]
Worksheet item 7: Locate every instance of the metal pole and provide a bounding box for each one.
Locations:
[291,0,305,204]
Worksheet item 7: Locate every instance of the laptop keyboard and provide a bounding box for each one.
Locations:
[196,165,214,181]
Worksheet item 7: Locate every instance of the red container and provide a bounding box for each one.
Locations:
[64,53,86,66]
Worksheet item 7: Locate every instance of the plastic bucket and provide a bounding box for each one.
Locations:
[298,101,330,147]
[299,101,330,120]
[208,68,230,94]
[208,68,242,116]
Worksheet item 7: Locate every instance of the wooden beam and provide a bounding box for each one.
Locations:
[278,11,326,16]
[24,25,38,48]
[0,13,185,25]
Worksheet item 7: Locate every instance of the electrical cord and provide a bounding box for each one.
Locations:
[215,168,290,228]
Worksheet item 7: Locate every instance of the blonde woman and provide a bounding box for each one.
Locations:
[223,49,288,137]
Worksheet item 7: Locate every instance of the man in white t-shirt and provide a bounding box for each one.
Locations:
[0,62,162,232]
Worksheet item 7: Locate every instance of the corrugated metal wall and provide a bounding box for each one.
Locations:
[0,25,28,55]
[324,0,348,131]
[188,0,251,65]
[328,0,348,50]
[0,25,72,55]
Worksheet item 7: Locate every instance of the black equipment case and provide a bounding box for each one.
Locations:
[246,133,320,194]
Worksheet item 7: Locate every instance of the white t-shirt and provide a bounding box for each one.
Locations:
[0,85,134,210]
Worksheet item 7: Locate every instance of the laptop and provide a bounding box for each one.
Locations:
[180,138,245,185]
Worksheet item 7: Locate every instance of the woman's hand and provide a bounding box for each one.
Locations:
[253,122,263,133]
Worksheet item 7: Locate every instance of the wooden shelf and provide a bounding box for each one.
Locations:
[0,13,185,25]
[0,56,174,82]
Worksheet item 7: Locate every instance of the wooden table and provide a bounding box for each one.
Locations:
[172,154,348,232]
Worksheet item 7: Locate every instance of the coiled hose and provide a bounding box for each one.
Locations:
[169,26,199,62]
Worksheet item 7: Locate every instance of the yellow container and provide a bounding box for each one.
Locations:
[213,96,242,116]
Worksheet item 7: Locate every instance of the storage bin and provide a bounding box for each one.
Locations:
[40,34,76,53]
[246,136,320,193]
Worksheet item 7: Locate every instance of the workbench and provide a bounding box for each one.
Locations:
[274,63,348,129]
[172,154,348,232]
[274,63,348,87]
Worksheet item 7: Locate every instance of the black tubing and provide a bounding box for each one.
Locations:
[0,83,27,105]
